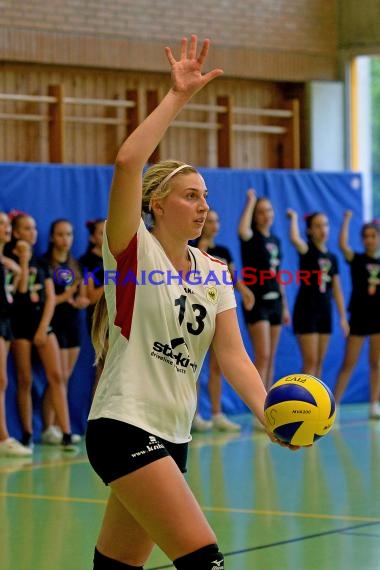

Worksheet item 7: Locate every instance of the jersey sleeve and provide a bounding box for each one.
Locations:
[216,282,237,314]
[213,262,237,314]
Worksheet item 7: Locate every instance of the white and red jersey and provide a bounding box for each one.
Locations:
[88,219,236,443]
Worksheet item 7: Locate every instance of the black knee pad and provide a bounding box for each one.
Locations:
[93,547,143,569]
[173,543,224,570]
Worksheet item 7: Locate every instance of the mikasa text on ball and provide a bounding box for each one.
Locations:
[264,374,336,446]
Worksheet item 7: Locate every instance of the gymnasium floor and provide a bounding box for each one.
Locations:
[1,404,380,570]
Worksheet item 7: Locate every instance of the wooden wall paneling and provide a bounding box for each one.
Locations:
[146,89,160,164]
[70,70,81,164]
[0,64,304,168]
[38,70,49,163]
[0,70,8,162]
[23,71,34,162]
[281,99,300,169]
[47,69,61,162]
[126,88,138,137]
[92,73,101,164]
[7,69,18,162]
[83,74,93,164]
[64,73,75,164]
[217,95,232,167]
[48,84,64,163]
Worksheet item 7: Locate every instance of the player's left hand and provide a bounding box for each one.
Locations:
[266,429,303,450]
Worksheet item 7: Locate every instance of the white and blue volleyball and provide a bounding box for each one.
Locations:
[264,374,336,446]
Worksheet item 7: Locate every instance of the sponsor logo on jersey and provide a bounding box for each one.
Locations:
[151,337,198,374]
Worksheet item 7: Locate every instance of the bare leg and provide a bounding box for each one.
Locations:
[267,324,282,386]
[36,334,71,435]
[369,334,380,406]
[333,336,364,403]
[43,346,80,428]
[297,333,322,377]
[247,321,271,389]
[315,334,330,379]
[11,339,33,435]
[100,456,217,565]
[0,338,10,440]
[97,492,155,566]
[208,347,222,415]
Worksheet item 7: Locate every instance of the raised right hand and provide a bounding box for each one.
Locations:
[165,35,223,100]
[286,208,297,219]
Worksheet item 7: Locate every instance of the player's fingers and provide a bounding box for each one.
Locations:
[202,68,224,86]
[197,38,210,64]
[165,46,177,66]
[180,36,188,60]
[188,34,198,60]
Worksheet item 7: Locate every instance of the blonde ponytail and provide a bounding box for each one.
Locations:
[91,293,109,365]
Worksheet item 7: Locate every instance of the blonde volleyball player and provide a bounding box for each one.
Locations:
[86,35,298,570]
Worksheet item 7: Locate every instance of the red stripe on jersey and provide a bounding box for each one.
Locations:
[114,233,137,340]
[200,249,227,266]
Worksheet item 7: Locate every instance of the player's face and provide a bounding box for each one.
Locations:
[202,210,220,239]
[0,214,11,244]
[91,222,105,248]
[362,227,379,256]
[254,199,274,230]
[158,172,209,240]
[308,214,329,244]
[51,221,73,252]
[13,216,38,246]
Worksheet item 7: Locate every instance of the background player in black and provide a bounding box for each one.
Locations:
[334,211,380,419]
[287,209,349,378]
[239,189,290,391]
[5,213,76,450]
[192,208,254,432]
[80,218,105,334]
[0,212,32,456]
[41,219,89,444]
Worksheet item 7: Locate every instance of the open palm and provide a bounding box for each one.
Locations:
[166,35,223,98]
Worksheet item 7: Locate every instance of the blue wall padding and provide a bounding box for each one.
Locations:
[0,163,365,436]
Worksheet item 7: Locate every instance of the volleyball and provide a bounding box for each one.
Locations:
[264,374,336,446]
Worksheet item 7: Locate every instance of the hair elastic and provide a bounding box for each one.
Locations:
[149,163,192,212]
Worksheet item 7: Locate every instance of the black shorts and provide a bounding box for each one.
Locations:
[293,303,332,334]
[349,314,380,336]
[86,418,188,485]
[11,313,53,341]
[52,318,81,349]
[0,317,13,341]
[243,296,282,326]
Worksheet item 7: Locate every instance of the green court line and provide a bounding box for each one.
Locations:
[1,491,380,524]
[202,505,380,523]
[0,491,106,504]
